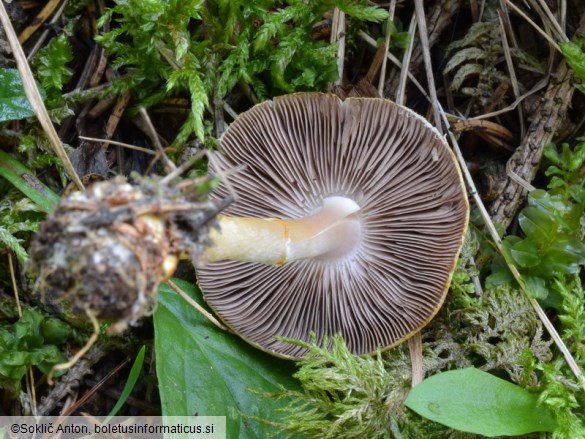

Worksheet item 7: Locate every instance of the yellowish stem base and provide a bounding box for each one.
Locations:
[203,197,361,265]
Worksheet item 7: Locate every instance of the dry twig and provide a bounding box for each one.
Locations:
[489,61,576,228]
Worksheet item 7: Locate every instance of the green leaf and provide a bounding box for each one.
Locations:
[405,368,558,436]
[0,68,38,121]
[539,238,585,276]
[529,190,568,213]
[518,206,555,241]
[0,308,70,393]
[485,267,515,288]
[569,184,585,204]
[522,275,548,300]
[561,41,585,94]
[569,143,585,171]
[543,143,561,165]
[105,346,146,422]
[154,279,299,438]
[510,237,540,268]
[40,318,72,345]
[0,150,59,214]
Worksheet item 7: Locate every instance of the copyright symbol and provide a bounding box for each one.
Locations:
[10,424,19,434]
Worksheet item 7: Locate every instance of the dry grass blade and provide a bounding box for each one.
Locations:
[166,279,228,331]
[439,105,585,391]
[0,2,84,190]
[59,356,131,417]
[560,0,567,34]
[504,0,562,53]
[408,333,424,387]
[414,0,442,133]
[396,17,417,106]
[531,0,569,43]
[497,9,525,138]
[377,0,397,96]
[330,8,346,88]
[9,254,37,414]
[469,77,548,120]
[138,107,176,173]
[359,31,431,103]
[78,136,157,155]
[505,160,536,192]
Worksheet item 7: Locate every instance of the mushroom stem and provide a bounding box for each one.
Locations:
[204,196,361,265]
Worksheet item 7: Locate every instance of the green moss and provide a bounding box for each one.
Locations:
[266,284,567,438]
[95,0,388,146]
[269,334,416,438]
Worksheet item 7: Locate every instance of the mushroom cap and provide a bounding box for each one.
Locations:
[196,93,469,359]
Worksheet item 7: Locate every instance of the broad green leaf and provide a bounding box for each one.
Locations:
[485,268,515,288]
[405,368,557,437]
[0,150,59,213]
[510,238,540,268]
[485,254,515,288]
[522,275,548,300]
[529,190,568,214]
[518,206,555,241]
[569,184,585,204]
[154,279,299,438]
[0,68,38,121]
[539,239,585,276]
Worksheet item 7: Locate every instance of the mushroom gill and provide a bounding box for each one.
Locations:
[196,93,469,359]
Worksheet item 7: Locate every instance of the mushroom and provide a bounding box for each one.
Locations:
[196,93,469,359]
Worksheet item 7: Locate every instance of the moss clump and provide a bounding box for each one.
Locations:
[268,285,557,438]
[425,285,552,387]
[270,334,416,438]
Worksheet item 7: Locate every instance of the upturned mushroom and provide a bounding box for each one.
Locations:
[196,92,469,359]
